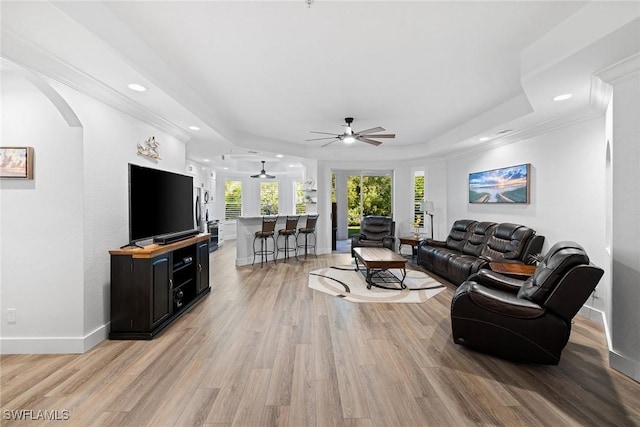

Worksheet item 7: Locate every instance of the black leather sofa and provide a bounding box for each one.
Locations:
[450,241,604,364]
[417,219,544,285]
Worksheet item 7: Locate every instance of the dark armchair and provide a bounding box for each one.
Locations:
[351,216,395,257]
[450,241,604,365]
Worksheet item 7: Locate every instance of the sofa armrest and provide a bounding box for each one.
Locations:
[464,282,544,319]
[351,234,365,244]
[479,255,522,264]
[467,269,525,293]
[421,239,447,248]
[522,234,545,263]
[382,236,396,245]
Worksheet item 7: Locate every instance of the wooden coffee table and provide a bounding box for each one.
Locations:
[353,247,408,289]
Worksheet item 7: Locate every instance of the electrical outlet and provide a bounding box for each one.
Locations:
[7,309,16,324]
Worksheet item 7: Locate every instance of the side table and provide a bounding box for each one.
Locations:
[399,235,423,260]
[489,262,536,278]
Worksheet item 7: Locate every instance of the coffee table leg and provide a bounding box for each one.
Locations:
[366,267,373,289]
[399,266,407,289]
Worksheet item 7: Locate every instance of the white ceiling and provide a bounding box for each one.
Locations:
[2,1,639,173]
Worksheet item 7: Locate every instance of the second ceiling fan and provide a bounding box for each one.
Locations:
[307,117,395,147]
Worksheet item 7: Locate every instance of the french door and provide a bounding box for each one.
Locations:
[347,170,393,236]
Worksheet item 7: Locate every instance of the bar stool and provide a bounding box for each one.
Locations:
[297,214,319,259]
[253,216,278,267]
[276,215,300,262]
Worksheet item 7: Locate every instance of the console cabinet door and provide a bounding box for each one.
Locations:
[196,241,210,294]
[151,255,172,327]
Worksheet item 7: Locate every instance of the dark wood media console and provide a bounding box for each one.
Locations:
[109,234,211,339]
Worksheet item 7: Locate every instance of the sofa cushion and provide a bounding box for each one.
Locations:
[462,222,497,256]
[431,248,463,277]
[480,223,535,261]
[445,219,477,252]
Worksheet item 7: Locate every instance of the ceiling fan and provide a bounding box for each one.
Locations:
[306,117,395,147]
[251,160,275,179]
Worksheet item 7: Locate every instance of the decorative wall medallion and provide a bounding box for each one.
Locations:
[137,136,161,160]
[304,177,315,190]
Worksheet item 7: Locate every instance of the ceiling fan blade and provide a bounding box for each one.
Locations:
[306,136,340,141]
[309,131,339,136]
[357,126,385,135]
[321,139,339,147]
[357,136,383,146]
[363,133,395,138]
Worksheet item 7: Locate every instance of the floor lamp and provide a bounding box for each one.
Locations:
[424,201,435,239]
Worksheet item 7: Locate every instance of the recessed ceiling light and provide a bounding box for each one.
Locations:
[189,126,200,131]
[288,164,295,167]
[553,93,573,102]
[127,83,147,92]
[203,159,210,162]
[275,154,283,158]
[223,167,228,170]
[479,136,490,142]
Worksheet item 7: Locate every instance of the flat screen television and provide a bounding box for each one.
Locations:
[129,163,195,243]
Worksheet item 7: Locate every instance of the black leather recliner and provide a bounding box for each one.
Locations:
[351,216,395,256]
[450,241,604,365]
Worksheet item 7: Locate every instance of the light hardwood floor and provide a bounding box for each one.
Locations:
[2,241,640,426]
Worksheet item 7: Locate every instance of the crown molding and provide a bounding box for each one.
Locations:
[595,53,640,85]
[1,30,191,142]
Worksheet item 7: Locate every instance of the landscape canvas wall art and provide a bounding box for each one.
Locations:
[0,147,34,179]
[469,163,530,203]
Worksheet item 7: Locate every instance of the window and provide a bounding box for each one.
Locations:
[294,181,306,214]
[260,181,279,215]
[225,180,242,220]
[414,171,425,227]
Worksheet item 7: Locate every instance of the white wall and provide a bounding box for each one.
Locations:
[444,116,609,319]
[0,69,85,352]
[610,73,640,381]
[52,81,187,351]
[0,65,188,354]
[425,160,448,240]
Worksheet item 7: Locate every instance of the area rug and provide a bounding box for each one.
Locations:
[308,265,446,303]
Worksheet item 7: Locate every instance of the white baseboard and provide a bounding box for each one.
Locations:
[577,304,640,382]
[610,351,640,383]
[83,323,109,352]
[0,322,109,354]
[579,304,612,350]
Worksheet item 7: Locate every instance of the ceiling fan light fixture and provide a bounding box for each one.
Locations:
[307,117,393,147]
[251,160,275,179]
[343,135,356,144]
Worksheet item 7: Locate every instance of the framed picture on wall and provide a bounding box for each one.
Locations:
[0,147,34,179]
[469,163,530,204]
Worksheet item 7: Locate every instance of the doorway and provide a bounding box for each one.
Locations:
[332,170,393,253]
